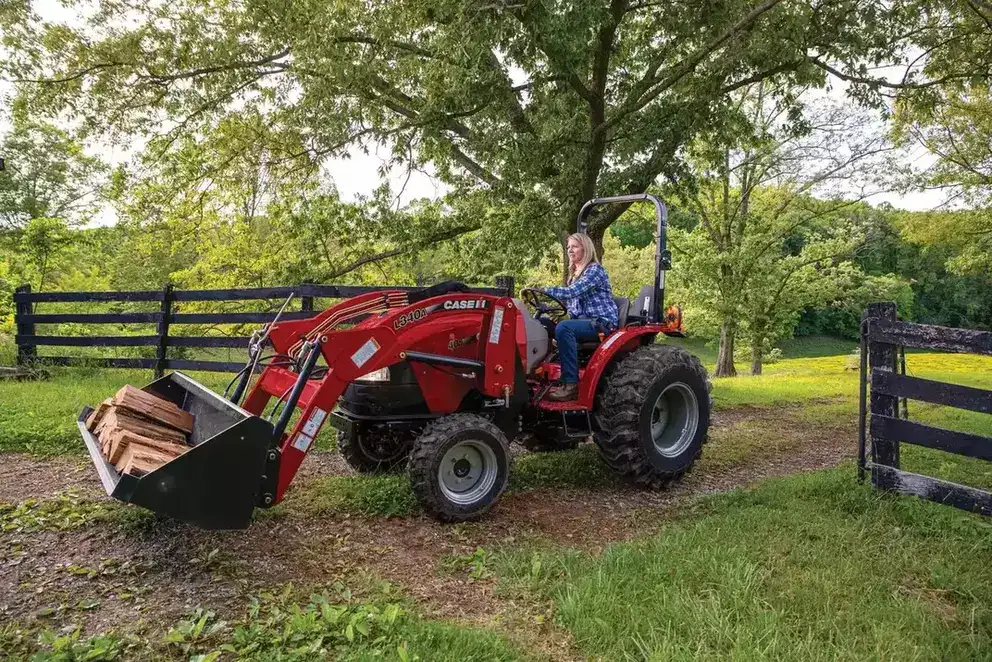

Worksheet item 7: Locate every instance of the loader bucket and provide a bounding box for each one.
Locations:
[78,372,273,530]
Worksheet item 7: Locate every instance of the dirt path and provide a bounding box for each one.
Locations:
[0,405,857,659]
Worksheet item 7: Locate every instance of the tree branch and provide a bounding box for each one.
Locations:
[583,0,629,201]
[140,48,291,84]
[14,62,124,84]
[449,144,506,190]
[602,0,785,133]
[718,61,802,95]
[487,51,535,136]
[318,224,482,280]
[326,34,439,59]
[808,57,986,90]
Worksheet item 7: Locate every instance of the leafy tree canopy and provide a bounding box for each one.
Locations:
[2,0,976,262]
[0,94,107,229]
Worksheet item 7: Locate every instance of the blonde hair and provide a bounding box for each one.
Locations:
[566,233,599,284]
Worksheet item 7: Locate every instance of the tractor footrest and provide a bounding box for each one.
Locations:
[560,410,593,438]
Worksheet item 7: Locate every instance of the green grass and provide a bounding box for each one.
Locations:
[297,473,422,518]
[492,467,992,661]
[0,367,230,455]
[4,341,992,660]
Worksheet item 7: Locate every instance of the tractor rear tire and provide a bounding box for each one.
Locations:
[337,428,410,474]
[594,344,711,489]
[408,414,511,522]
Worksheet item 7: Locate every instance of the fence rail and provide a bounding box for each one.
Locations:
[13,277,515,376]
[860,302,992,517]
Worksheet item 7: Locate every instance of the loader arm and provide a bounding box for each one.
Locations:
[242,292,522,504]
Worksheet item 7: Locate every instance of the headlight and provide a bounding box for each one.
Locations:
[355,367,390,383]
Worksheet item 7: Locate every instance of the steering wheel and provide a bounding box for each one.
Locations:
[520,287,569,322]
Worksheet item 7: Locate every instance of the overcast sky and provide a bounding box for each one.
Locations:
[0,0,947,224]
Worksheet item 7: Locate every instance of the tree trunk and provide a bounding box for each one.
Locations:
[589,229,605,262]
[560,242,570,285]
[750,317,768,375]
[715,319,737,377]
[750,341,763,376]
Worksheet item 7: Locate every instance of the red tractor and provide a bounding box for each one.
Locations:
[78,194,710,529]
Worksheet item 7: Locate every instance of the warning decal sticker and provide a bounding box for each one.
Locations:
[303,408,327,437]
[489,307,505,344]
[292,432,314,452]
[351,338,381,369]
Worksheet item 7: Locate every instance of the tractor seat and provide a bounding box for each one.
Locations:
[576,296,630,351]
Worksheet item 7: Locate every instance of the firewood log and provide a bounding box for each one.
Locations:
[112,385,194,434]
[108,429,187,466]
[86,398,114,432]
[116,445,175,477]
[97,408,187,447]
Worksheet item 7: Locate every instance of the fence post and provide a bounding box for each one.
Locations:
[300,283,314,316]
[495,275,515,297]
[155,284,174,379]
[865,302,900,483]
[14,284,37,366]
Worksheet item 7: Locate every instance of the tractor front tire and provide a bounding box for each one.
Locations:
[337,427,410,474]
[409,414,511,523]
[594,344,711,489]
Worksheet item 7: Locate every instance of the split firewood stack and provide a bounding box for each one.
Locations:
[85,386,195,477]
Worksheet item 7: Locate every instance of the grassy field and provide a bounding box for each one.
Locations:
[1,336,991,660]
[493,469,992,661]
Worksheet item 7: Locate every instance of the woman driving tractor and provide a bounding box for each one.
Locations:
[540,233,619,402]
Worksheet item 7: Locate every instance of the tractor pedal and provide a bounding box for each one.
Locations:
[532,382,554,405]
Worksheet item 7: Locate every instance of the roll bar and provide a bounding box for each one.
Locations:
[576,193,671,324]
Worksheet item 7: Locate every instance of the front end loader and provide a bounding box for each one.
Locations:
[79,194,711,529]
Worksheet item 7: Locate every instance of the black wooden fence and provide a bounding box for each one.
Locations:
[859,302,992,516]
[14,278,514,377]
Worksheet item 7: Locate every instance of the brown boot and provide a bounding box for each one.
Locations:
[547,383,579,402]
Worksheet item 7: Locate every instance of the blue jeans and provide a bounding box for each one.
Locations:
[555,319,603,384]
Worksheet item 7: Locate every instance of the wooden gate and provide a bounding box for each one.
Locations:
[859,302,992,516]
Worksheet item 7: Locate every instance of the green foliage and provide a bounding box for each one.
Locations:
[0,93,108,230]
[3,0,960,261]
[19,217,75,292]
[799,207,992,335]
[0,491,108,533]
[797,270,914,339]
[30,627,129,661]
[439,547,494,582]
[885,3,992,292]
[10,583,526,661]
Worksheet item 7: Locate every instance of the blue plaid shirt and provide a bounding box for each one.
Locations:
[544,262,619,332]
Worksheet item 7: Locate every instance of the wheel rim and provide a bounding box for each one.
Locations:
[438,440,499,505]
[649,382,699,457]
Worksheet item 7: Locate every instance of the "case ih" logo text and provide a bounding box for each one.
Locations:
[443,299,489,310]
